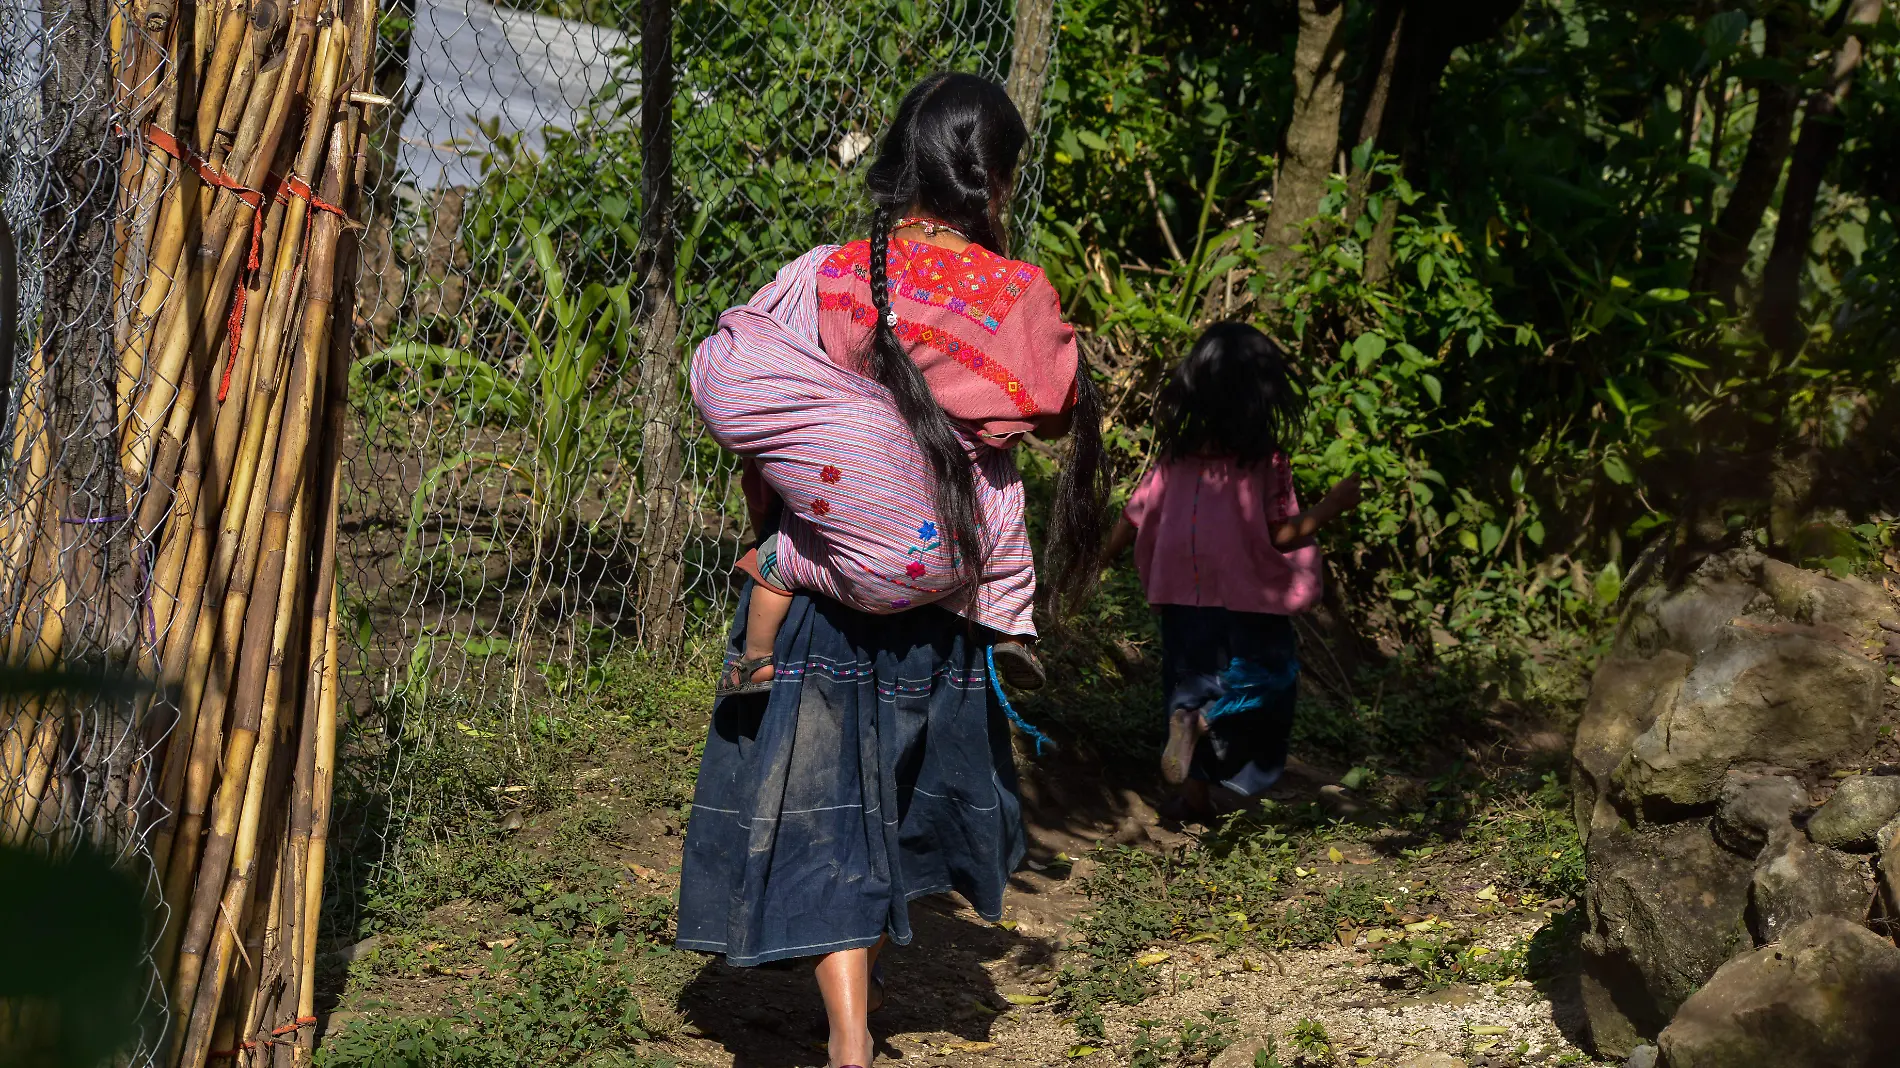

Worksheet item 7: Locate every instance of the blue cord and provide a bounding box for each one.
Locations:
[987,645,1053,755]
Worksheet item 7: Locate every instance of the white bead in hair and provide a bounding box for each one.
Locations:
[883,309,898,327]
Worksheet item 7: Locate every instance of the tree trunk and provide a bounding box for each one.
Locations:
[1357,0,1522,286]
[1006,0,1057,136]
[1348,0,1404,160]
[1,213,15,427]
[1758,0,1881,352]
[1259,0,1349,274]
[1341,0,1403,231]
[1690,13,1799,308]
[40,0,138,665]
[633,0,688,654]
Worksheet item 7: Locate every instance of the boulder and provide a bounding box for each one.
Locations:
[1656,916,1900,1068]
[1710,771,1806,858]
[1572,653,1692,847]
[1646,580,1761,659]
[1616,629,1881,808]
[1623,1046,1658,1068]
[1806,774,1900,851]
[1747,831,1874,944]
[1579,822,1753,1057]
[1759,558,1900,644]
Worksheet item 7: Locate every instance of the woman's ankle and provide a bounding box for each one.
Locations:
[828,1025,873,1067]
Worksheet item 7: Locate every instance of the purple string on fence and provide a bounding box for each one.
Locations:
[50,513,158,644]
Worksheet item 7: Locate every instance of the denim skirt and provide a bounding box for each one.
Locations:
[675,583,1025,966]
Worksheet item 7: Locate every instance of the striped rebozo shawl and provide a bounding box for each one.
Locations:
[689,246,1037,637]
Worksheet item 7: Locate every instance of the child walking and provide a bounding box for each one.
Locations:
[1103,323,1360,819]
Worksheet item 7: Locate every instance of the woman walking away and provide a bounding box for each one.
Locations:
[1103,323,1360,821]
[679,72,1107,1068]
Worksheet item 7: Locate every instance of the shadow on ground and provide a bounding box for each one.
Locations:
[677,897,1054,1068]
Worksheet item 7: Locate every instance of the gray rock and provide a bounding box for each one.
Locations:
[1878,813,1900,854]
[1657,915,1900,1068]
[1748,830,1874,944]
[1571,653,1692,848]
[1210,1034,1285,1068]
[1882,820,1900,920]
[1623,1045,1658,1068]
[1395,1055,1466,1068]
[1807,775,1900,851]
[1617,629,1882,808]
[1649,580,1761,659]
[1579,822,1753,1057]
[1759,558,1900,640]
[1711,770,1807,857]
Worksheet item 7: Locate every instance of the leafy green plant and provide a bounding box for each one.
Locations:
[1287,1019,1335,1066]
[364,225,632,558]
[1366,919,1525,991]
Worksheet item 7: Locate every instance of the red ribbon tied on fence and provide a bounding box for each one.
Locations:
[127,124,356,402]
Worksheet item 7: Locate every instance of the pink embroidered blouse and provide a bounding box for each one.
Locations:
[816,238,1079,447]
[1122,453,1324,616]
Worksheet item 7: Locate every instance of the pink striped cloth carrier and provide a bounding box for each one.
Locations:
[690,244,1065,637]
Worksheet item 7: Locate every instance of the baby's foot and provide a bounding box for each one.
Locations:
[716,654,776,696]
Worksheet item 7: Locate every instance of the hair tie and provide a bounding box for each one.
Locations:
[883,309,897,327]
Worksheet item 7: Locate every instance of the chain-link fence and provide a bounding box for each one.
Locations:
[0,0,1055,1061]
[330,0,1056,911]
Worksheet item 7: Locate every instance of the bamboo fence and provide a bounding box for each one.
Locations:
[94,0,371,1061]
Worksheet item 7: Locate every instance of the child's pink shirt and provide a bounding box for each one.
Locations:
[816,238,1078,447]
[1123,453,1324,615]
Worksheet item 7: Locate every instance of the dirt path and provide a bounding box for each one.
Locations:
[321,697,1604,1068]
[637,777,1599,1068]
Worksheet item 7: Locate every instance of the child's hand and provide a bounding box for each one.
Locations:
[1325,475,1363,512]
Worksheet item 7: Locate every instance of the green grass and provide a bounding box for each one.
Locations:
[1054,755,1586,1040]
[320,645,718,1067]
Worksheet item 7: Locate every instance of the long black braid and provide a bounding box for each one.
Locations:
[861,73,1110,611]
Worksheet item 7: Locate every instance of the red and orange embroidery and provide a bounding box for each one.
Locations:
[817,291,1041,418]
[818,239,1040,336]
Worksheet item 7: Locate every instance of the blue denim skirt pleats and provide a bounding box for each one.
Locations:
[675,584,1025,966]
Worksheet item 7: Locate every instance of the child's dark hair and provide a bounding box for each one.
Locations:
[1154,322,1306,465]
[862,72,1109,609]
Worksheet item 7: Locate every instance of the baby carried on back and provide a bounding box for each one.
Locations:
[690,234,1098,695]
